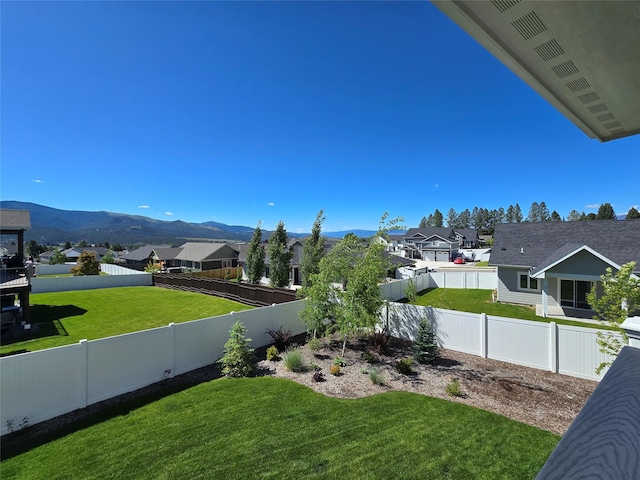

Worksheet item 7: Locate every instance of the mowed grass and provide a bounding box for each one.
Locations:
[1,377,559,479]
[0,287,253,355]
[413,288,603,329]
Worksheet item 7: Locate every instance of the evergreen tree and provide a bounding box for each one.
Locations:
[567,210,581,222]
[268,221,294,288]
[446,208,458,227]
[457,209,471,228]
[597,203,616,220]
[539,202,550,221]
[586,213,597,220]
[513,203,523,222]
[505,205,515,223]
[433,209,444,227]
[413,317,440,365]
[626,207,640,219]
[527,202,540,222]
[550,210,562,221]
[70,251,100,276]
[219,320,257,377]
[418,216,428,228]
[301,209,326,288]
[246,221,266,284]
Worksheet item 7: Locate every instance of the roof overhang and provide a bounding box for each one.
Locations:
[432,1,640,142]
[530,245,620,279]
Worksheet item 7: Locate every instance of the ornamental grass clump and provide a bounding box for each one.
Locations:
[446,378,463,397]
[282,348,307,373]
[219,320,257,378]
[369,368,385,386]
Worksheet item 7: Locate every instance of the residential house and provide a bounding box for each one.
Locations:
[490,220,640,319]
[0,209,32,327]
[402,228,480,261]
[62,246,108,263]
[120,245,172,271]
[174,242,239,272]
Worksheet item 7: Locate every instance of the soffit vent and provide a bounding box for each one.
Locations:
[587,103,608,114]
[491,0,521,14]
[603,121,622,129]
[577,92,600,104]
[534,39,565,62]
[565,77,590,92]
[609,128,626,135]
[551,60,580,78]
[596,113,616,122]
[511,12,547,40]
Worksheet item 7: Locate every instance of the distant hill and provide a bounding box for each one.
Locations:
[0,201,404,246]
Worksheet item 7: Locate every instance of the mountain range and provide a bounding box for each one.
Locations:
[0,201,379,246]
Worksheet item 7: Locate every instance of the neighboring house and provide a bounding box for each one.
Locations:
[490,220,640,319]
[174,242,239,272]
[402,228,480,261]
[0,209,32,327]
[62,246,108,263]
[151,247,183,271]
[382,234,406,255]
[120,245,172,271]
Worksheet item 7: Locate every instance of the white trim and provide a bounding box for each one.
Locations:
[517,271,541,292]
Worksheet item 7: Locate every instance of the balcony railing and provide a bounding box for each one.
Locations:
[0,267,30,289]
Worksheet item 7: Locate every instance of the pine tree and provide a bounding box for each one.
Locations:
[597,203,616,220]
[413,317,440,365]
[268,221,294,288]
[301,210,326,288]
[626,207,640,219]
[246,221,266,284]
[513,203,523,222]
[433,209,444,227]
[418,216,428,228]
[219,320,257,377]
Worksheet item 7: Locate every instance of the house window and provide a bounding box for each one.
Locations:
[518,272,539,291]
[560,280,592,309]
[221,259,232,268]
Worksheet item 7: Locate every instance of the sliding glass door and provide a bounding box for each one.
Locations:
[560,279,592,309]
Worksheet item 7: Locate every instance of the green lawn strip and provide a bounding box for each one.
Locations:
[1,377,558,479]
[1,287,253,355]
[413,288,608,330]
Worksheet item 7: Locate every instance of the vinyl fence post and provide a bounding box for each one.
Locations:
[549,321,558,373]
[480,313,488,358]
[79,339,88,409]
[168,323,176,378]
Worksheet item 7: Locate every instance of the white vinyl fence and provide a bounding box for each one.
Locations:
[380,271,497,301]
[383,302,618,382]
[31,265,152,293]
[0,300,306,436]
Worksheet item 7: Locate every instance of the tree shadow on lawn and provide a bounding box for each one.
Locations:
[1,305,86,350]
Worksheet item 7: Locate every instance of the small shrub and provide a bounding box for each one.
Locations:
[369,368,385,386]
[333,357,346,367]
[370,331,390,354]
[413,318,440,365]
[282,348,307,372]
[312,371,325,382]
[361,350,375,363]
[329,365,341,376]
[266,326,293,351]
[360,368,368,374]
[446,378,463,397]
[395,357,413,375]
[266,345,279,361]
[219,320,257,378]
[307,337,322,352]
[310,362,321,371]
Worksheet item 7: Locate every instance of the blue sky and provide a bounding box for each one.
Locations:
[2,1,638,233]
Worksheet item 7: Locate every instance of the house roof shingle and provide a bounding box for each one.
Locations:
[490,220,640,274]
[0,209,31,231]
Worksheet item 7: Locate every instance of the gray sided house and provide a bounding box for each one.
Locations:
[490,220,640,319]
[120,245,172,271]
[175,242,239,272]
[403,228,479,261]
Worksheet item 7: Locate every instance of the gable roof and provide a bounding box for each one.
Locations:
[490,220,640,273]
[530,244,624,278]
[175,242,238,262]
[119,245,171,262]
[404,227,478,242]
[153,247,183,261]
[0,209,31,231]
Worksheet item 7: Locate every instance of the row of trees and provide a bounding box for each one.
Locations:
[419,202,638,235]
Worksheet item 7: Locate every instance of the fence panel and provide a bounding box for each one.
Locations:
[557,325,620,380]
[31,273,152,293]
[432,308,482,355]
[174,314,235,375]
[0,344,85,436]
[87,327,173,404]
[487,316,550,370]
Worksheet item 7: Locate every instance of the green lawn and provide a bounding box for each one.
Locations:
[1,377,558,479]
[413,288,604,329]
[1,287,253,355]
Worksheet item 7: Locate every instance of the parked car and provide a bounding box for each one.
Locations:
[453,256,466,264]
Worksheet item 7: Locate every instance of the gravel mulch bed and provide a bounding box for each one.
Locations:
[259,335,597,436]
